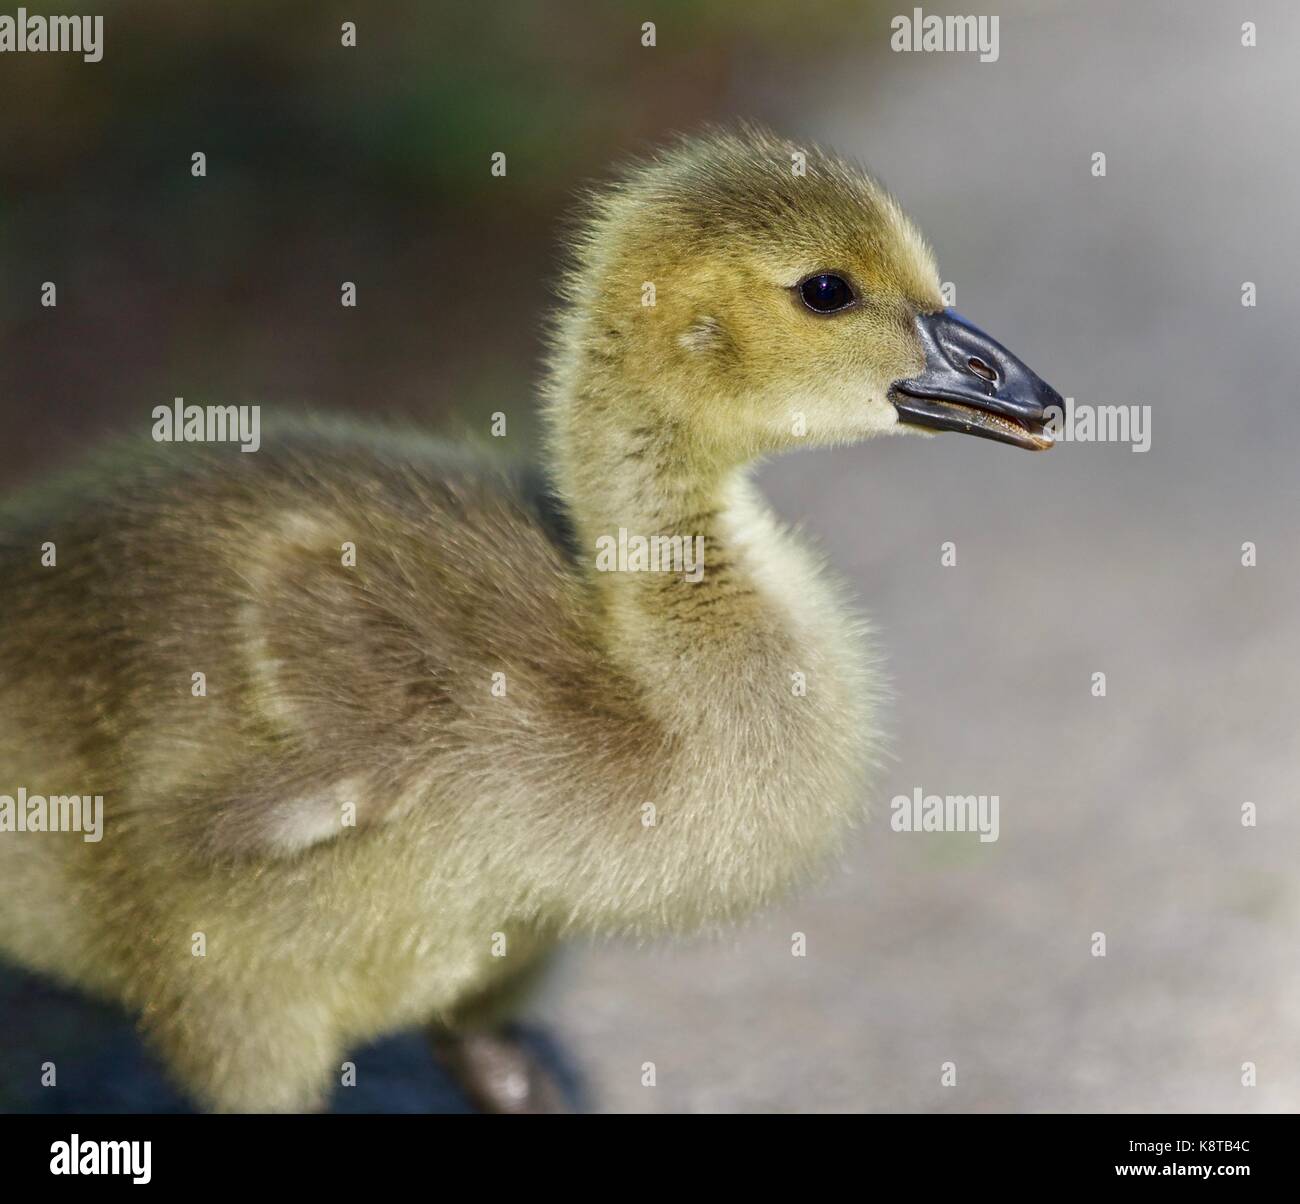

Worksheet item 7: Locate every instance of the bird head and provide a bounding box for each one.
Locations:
[552,126,1061,461]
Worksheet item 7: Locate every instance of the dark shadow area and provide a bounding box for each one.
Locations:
[0,963,583,1113]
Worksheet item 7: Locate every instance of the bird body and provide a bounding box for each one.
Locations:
[0,128,1059,1111]
[0,420,874,1110]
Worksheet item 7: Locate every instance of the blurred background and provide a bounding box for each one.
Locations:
[1,0,1297,1112]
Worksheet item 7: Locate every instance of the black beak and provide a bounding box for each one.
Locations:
[889,308,1063,450]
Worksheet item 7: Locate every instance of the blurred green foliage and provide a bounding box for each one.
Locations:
[0,0,894,470]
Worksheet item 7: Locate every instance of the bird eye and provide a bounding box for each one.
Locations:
[798,273,856,314]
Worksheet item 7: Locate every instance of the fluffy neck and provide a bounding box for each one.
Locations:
[548,369,780,679]
[544,339,869,752]
[533,353,878,933]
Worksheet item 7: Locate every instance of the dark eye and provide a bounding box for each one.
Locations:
[798,273,856,314]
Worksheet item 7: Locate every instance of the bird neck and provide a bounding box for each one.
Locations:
[545,370,813,728]
[552,416,733,573]
[523,356,878,935]
[530,370,876,935]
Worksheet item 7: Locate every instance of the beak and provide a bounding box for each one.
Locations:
[889,308,1062,450]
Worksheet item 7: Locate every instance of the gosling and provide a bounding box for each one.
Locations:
[0,126,1061,1113]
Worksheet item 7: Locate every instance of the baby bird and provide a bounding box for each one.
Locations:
[0,127,1060,1113]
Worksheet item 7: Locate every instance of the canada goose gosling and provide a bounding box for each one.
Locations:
[0,127,1061,1112]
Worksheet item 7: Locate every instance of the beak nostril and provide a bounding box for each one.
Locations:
[967,356,997,383]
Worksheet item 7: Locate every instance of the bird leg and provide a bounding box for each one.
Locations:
[426,949,571,1113]
[429,1025,570,1114]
